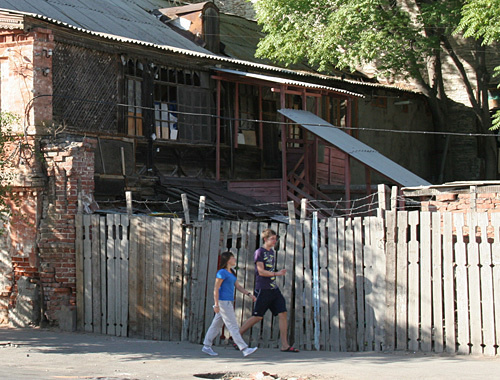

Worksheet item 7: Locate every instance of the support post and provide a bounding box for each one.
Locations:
[181,193,190,225]
[198,195,206,222]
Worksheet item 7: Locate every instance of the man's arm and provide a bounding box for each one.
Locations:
[256,261,286,277]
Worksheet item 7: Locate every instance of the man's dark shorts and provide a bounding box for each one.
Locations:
[252,288,287,317]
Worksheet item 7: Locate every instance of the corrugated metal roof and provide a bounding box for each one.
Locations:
[0,0,211,53]
[278,109,432,188]
[214,68,364,98]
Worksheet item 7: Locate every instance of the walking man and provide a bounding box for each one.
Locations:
[239,228,299,352]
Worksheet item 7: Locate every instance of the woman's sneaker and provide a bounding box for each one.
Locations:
[202,346,218,356]
[242,347,258,357]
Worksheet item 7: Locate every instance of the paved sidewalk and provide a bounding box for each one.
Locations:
[1,327,500,380]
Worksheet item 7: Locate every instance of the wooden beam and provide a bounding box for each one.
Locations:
[281,84,287,203]
[216,79,221,180]
[234,82,239,148]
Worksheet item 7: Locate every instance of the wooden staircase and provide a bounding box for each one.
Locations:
[286,169,337,218]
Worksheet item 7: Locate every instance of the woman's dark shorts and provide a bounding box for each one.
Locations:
[252,288,287,317]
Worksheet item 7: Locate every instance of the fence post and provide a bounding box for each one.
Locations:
[287,201,296,225]
[300,198,308,222]
[182,193,193,341]
[312,211,320,350]
[390,186,398,211]
[126,191,132,216]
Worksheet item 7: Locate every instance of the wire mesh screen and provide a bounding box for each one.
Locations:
[52,43,118,133]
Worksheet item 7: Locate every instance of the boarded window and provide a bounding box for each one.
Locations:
[177,86,213,143]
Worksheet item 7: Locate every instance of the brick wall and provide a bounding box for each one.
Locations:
[36,136,96,324]
[421,191,500,213]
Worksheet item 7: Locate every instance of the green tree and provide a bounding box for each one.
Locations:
[458,0,500,130]
[0,112,19,231]
[253,0,498,179]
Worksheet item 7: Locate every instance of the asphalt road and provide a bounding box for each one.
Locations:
[1,327,500,380]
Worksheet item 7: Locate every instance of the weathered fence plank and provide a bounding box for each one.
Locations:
[99,216,107,334]
[353,217,364,352]
[478,213,495,356]
[455,213,470,354]
[407,211,419,352]
[491,213,500,355]
[395,211,408,350]
[90,215,101,334]
[128,216,139,338]
[384,210,397,351]
[420,212,432,352]
[431,212,443,353]
[75,212,84,331]
[362,217,373,351]
[83,215,92,332]
[337,218,347,351]
[467,213,482,355]
[372,216,386,352]
[442,212,455,353]
[318,219,329,350]
[106,214,117,336]
[244,221,258,346]
[294,221,305,350]
[327,218,340,352]
[152,218,164,341]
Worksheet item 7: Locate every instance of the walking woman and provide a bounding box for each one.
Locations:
[202,251,258,357]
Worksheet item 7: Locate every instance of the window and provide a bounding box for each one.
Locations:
[154,66,178,140]
[125,59,143,136]
[124,58,209,142]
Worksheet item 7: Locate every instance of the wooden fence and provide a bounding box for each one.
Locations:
[76,210,500,355]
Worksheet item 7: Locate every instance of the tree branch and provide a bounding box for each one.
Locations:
[440,35,481,118]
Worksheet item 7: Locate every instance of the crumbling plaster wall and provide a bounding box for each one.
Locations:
[0,27,53,133]
[3,136,96,328]
[0,26,95,327]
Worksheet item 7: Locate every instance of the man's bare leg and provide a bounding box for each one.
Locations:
[239,316,262,335]
[278,312,290,350]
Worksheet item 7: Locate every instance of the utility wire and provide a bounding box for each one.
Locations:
[28,94,499,138]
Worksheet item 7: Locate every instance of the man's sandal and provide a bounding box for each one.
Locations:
[281,346,299,353]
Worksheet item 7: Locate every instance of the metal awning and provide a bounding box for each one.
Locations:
[213,68,364,98]
[278,109,432,188]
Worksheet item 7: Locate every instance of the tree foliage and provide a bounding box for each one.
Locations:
[253,0,499,178]
[458,0,500,129]
[254,0,461,84]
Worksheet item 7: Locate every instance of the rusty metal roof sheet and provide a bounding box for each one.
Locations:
[279,109,432,188]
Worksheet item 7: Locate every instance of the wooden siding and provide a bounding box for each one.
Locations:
[228,179,282,203]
